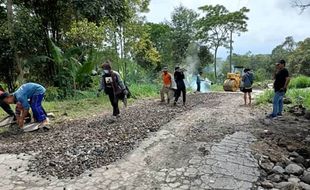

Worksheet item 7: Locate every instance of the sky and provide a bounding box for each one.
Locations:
[143,0,310,59]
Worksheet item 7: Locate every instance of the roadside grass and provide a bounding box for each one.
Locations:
[286,89,310,109]
[42,95,111,120]
[256,88,310,109]
[255,89,274,105]
[129,83,160,98]
[210,84,224,92]
[289,75,310,89]
[0,83,160,124]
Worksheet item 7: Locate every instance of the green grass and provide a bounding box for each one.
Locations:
[256,89,274,105]
[42,95,111,120]
[289,75,310,89]
[0,83,161,122]
[210,84,224,92]
[286,89,310,109]
[256,88,310,109]
[129,83,160,98]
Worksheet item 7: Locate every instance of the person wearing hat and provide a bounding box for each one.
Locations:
[160,67,173,104]
[0,87,15,118]
[267,59,290,119]
[98,60,127,117]
[2,82,48,128]
[173,66,186,106]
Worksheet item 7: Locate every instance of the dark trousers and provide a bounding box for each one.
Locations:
[175,85,186,103]
[0,100,15,116]
[30,94,46,122]
[197,82,201,92]
[106,88,120,116]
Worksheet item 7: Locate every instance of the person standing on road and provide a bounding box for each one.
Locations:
[174,67,186,106]
[196,71,204,93]
[160,67,173,104]
[241,68,254,106]
[98,61,127,117]
[1,82,48,129]
[267,59,290,118]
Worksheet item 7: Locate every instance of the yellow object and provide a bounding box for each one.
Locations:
[223,72,241,92]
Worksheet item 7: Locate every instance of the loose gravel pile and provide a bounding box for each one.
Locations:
[0,93,218,179]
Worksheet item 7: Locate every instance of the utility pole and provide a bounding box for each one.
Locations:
[229,29,233,73]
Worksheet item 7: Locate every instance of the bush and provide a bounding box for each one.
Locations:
[286,89,310,109]
[289,75,310,89]
[256,89,274,105]
[256,88,310,109]
[45,86,61,101]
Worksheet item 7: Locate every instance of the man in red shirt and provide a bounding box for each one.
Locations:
[160,67,174,104]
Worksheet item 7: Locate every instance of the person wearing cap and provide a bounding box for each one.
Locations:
[0,87,15,118]
[160,67,173,104]
[2,82,48,128]
[98,60,127,117]
[173,67,186,106]
[267,59,290,119]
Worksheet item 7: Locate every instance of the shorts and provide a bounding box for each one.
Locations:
[242,88,252,93]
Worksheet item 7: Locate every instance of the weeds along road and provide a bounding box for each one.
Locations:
[0,92,309,190]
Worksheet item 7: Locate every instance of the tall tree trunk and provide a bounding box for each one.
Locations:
[229,30,233,73]
[7,0,13,35]
[214,46,218,81]
[7,0,20,90]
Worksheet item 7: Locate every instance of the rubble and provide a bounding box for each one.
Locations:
[0,93,217,179]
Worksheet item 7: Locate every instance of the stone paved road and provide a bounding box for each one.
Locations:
[0,93,262,190]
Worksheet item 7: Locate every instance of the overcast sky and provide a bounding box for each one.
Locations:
[143,0,310,59]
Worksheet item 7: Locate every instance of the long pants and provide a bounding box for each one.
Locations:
[160,86,174,103]
[0,100,15,116]
[106,88,120,116]
[197,82,201,92]
[175,84,186,103]
[30,93,46,122]
[271,91,285,117]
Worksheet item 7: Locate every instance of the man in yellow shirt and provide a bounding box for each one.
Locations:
[160,67,174,104]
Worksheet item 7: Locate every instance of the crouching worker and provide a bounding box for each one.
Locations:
[1,82,48,129]
[0,89,15,118]
[98,61,127,117]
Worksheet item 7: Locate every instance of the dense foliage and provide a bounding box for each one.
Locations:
[0,1,309,99]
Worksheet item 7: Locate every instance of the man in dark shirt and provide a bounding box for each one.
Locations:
[174,67,186,106]
[0,85,15,118]
[268,59,290,118]
[98,61,127,117]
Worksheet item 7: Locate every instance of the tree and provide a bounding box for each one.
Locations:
[288,38,310,76]
[292,0,310,12]
[197,5,249,81]
[169,5,199,64]
[229,52,272,81]
[65,19,105,49]
[147,22,173,68]
[271,36,296,64]
[133,33,161,70]
[198,46,213,70]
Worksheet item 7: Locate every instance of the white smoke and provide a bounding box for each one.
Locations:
[183,43,211,93]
